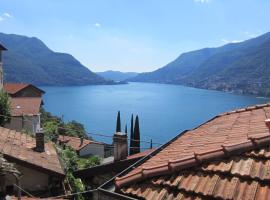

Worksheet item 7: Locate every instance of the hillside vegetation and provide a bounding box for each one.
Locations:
[0,33,113,86]
[130,32,270,96]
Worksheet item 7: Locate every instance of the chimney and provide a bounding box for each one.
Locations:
[265,119,270,129]
[113,132,128,161]
[35,129,45,152]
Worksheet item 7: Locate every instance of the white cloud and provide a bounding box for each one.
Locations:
[3,12,12,18]
[221,38,243,44]
[194,0,210,3]
[94,22,101,28]
[0,12,12,22]
[243,31,260,38]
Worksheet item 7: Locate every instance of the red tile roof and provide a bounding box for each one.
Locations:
[4,83,45,95]
[58,135,103,151]
[4,83,30,95]
[10,97,42,116]
[115,103,270,200]
[121,145,270,200]
[0,127,64,176]
[127,148,156,160]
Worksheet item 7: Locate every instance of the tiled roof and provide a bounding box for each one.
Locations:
[10,97,42,116]
[0,127,64,176]
[115,103,270,200]
[58,135,103,151]
[127,148,156,160]
[120,145,270,200]
[4,83,45,95]
[4,83,30,94]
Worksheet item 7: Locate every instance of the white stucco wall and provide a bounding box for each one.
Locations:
[79,143,104,158]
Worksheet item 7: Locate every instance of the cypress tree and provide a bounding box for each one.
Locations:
[129,114,135,155]
[150,139,153,149]
[116,111,121,132]
[125,124,127,134]
[133,115,140,154]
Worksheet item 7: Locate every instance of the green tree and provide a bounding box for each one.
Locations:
[133,115,141,154]
[64,120,86,138]
[129,114,135,155]
[116,111,121,132]
[0,90,10,126]
[43,121,59,142]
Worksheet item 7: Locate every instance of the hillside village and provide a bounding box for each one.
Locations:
[1,39,270,200]
[0,43,153,199]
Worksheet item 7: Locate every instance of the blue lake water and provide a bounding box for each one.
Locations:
[41,83,269,148]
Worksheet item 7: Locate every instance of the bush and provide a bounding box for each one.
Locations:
[0,90,11,126]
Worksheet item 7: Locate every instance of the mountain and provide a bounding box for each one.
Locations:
[0,33,113,86]
[97,70,138,82]
[130,32,270,96]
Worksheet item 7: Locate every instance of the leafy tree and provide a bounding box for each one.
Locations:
[60,146,100,200]
[77,156,100,169]
[116,111,121,132]
[129,114,135,155]
[65,120,86,138]
[43,121,59,141]
[41,108,91,140]
[133,115,141,154]
[0,90,10,126]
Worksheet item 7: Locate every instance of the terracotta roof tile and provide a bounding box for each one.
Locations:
[10,97,42,116]
[0,127,64,176]
[116,104,270,186]
[127,148,156,160]
[121,146,270,200]
[116,103,270,200]
[4,83,30,94]
[4,83,45,95]
[58,135,102,151]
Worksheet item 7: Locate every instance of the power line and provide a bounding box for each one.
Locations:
[0,113,163,146]
[49,188,97,199]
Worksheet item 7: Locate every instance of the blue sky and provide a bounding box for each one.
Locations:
[0,0,270,72]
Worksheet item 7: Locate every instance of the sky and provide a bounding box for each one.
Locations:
[0,0,270,72]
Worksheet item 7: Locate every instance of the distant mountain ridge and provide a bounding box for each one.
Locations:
[97,70,138,82]
[0,33,112,86]
[130,32,270,96]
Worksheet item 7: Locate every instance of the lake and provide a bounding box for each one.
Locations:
[41,82,269,148]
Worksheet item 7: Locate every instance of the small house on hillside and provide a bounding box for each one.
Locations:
[3,83,45,133]
[4,97,43,133]
[58,135,105,158]
[0,127,65,198]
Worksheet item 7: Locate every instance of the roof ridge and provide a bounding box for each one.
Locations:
[115,133,270,188]
[218,103,270,117]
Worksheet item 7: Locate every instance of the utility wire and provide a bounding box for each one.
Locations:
[48,188,97,199]
[0,113,162,146]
